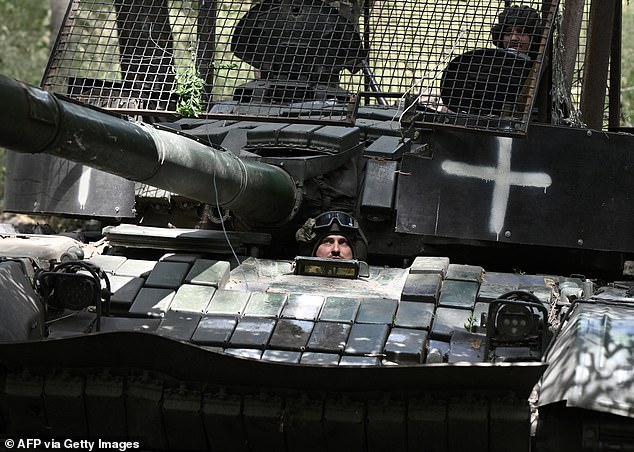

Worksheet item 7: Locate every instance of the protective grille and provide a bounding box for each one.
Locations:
[43,0,558,135]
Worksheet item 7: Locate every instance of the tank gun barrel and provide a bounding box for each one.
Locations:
[0,74,299,225]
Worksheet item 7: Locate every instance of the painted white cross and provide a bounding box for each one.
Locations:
[441,137,552,239]
[78,167,92,210]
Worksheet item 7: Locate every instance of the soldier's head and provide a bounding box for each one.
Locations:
[491,5,542,58]
[315,233,354,259]
[297,211,368,260]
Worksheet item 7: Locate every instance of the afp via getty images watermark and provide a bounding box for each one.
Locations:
[3,438,141,451]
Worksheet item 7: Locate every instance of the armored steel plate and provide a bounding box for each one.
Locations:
[300,352,340,365]
[319,297,360,323]
[394,302,435,330]
[269,319,314,351]
[128,288,175,317]
[156,312,202,341]
[244,292,287,318]
[262,350,302,364]
[307,322,351,353]
[356,298,398,324]
[384,328,428,364]
[191,315,238,346]
[170,284,216,313]
[396,125,634,252]
[4,153,135,218]
[0,332,546,397]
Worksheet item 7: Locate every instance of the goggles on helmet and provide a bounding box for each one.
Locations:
[314,211,358,230]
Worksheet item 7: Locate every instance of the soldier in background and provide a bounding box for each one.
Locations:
[491,5,543,60]
[234,0,370,84]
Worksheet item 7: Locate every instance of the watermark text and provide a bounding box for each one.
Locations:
[4,438,141,451]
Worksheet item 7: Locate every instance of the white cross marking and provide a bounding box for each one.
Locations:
[441,137,552,239]
[78,167,92,210]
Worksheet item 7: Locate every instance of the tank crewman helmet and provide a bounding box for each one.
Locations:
[296,211,368,261]
[490,5,543,60]
[249,0,368,24]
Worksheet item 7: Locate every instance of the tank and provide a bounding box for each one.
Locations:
[0,1,633,450]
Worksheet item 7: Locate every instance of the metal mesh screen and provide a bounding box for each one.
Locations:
[43,0,558,134]
[551,0,588,128]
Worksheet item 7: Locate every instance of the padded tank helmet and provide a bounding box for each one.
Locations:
[296,211,368,261]
[491,5,543,59]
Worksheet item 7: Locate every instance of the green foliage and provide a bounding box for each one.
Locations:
[464,315,478,332]
[0,0,50,84]
[0,0,51,206]
[173,48,241,117]
[620,5,632,119]
[174,63,206,117]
